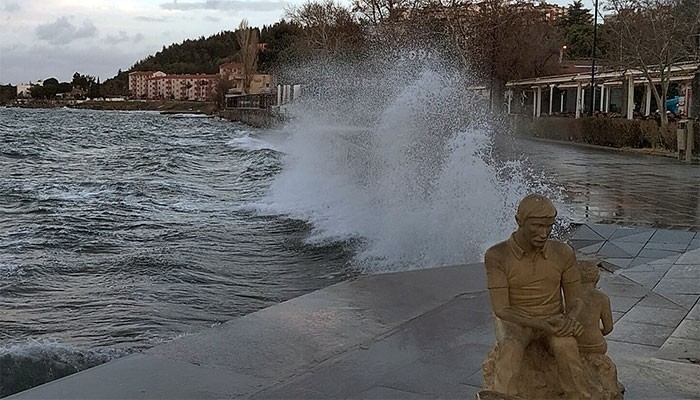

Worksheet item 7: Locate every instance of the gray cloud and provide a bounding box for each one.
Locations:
[104,31,144,44]
[204,15,221,22]
[134,16,169,22]
[0,43,144,84]
[160,0,286,12]
[2,1,20,12]
[35,17,98,45]
[105,31,130,44]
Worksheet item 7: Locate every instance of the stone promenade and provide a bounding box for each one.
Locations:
[9,222,699,399]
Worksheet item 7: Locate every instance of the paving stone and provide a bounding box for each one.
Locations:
[356,386,427,399]
[620,305,687,327]
[664,294,700,310]
[381,358,483,398]
[619,271,663,288]
[606,339,659,359]
[608,295,641,313]
[656,337,700,364]
[571,239,605,251]
[621,261,673,274]
[629,257,663,267]
[664,264,700,279]
[437,384,481,400]
[636,292,689,310]
[589,223,620,239]
[671,319,700,341]
[252,387,330,399]
[686,304,700,321]
[612,311,625,322]
[3,354,269,400]
[644,242,692,252]
[649,229,696,245]
[676,249,700,264]
[688,239,700,250]
[423,342,493,371]
[609,227,654,242]
[606,320,675,347]
[638,248,684,260]
[609,241,646,257]
[462,369,484,387]
[613,356,700,400]
[598,278,649,298]
[603,257,633,268]
[571,225,606,241]
[599,242,635,258]
[576,241,605,254]
[654,279,700,296]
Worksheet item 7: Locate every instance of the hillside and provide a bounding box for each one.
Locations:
[100,21,302,96]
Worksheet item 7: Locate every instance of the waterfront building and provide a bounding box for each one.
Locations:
[505,62,700,119]
[128,71,166,99]
[147,74,219,101]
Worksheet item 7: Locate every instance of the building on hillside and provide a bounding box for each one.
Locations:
[505,62,700,119]
[16,83,32,98]
[128,71,166,99]
[219,62,245,94]
[219,62,244,78]
[15,80,45,98]
[249,74,274,94]
[148,74,219,101]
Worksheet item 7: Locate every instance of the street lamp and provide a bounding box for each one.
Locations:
[589,0,599,116]
[559,45,567,64]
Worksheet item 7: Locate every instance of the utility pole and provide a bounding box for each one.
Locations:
[589,0,598,117]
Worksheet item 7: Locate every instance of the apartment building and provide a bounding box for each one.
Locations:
[128,71,166,99]
[128,62,273,100]
[148,74,219,101]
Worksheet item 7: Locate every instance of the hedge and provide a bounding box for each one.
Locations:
[514,116,700,154]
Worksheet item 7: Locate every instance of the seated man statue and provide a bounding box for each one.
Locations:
[482,194,590,399]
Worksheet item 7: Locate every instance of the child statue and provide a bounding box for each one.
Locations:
[576,260,614,355]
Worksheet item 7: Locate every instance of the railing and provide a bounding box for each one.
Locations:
[225,93,276,109]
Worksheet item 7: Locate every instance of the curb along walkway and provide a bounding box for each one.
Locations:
[9,223,700,399]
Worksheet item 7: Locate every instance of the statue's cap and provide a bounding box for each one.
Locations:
[517,194,557,220]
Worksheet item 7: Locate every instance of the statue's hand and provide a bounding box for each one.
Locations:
[546,315,583,337]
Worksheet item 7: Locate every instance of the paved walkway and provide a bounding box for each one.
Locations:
[517,138,700,230]
[9,223,699,400]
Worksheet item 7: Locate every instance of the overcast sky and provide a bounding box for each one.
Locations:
[0,0,592,85]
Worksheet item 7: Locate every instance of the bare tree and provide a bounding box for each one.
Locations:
[606,0,700,126]
[286,0,365,54]
[235,19,259,94]
[421,0,563,109]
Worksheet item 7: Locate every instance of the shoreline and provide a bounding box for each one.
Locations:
[6,99,219,115]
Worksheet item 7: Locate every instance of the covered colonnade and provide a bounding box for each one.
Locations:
[505,62,699,119]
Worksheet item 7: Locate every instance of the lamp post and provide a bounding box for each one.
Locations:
[559,45,567,64]
[589,0,599,117]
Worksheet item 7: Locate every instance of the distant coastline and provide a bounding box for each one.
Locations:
[6,100,218,115]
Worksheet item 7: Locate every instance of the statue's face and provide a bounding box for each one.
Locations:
[519,216,555,249]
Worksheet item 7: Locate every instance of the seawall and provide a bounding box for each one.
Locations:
[219,108,285,129]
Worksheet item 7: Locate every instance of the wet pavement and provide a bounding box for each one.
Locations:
[517,138,700,230]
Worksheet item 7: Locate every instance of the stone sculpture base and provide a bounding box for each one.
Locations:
[482,338,623,400]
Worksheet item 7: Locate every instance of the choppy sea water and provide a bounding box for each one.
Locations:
[0,108,361,396]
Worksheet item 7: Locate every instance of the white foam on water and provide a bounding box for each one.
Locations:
[227,135,279,152]
[252,57,562,272]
